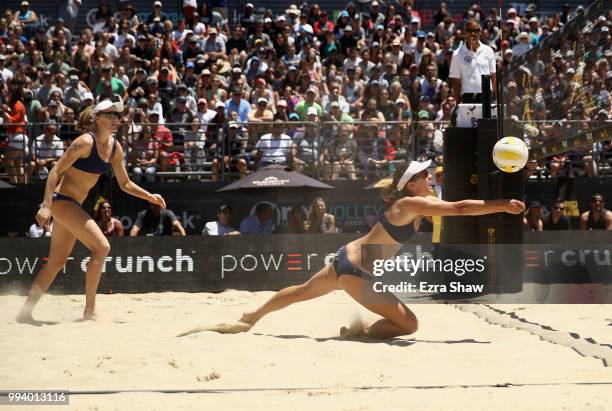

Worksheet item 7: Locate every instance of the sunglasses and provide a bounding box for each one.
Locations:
[554,206,564,210]
[466,29,481,33]
[592,199,603,203]
[410,169,429,181]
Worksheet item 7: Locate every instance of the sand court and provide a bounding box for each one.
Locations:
[1,291,611,410]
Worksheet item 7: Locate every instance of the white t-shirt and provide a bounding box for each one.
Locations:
[449,42,496,94]
[255,133,292,164]
[35,134,64,159]
[202,221,236,236]
[29,223,52,238]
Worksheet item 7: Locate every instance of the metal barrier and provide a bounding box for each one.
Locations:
[4,118,609,184]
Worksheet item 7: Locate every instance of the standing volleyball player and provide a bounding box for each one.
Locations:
[16,100,166,323]
[237,161,524,339]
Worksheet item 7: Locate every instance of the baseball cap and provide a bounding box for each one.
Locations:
[330,101,340,108]
[83,92,94,101]
[307,106,318,116]
[147,109,161,117]
[228,122,239,129]
[218,204,231,213]
[417,110,429,119]
[289,113,300,120]
[529,17,538,23]
[257,97,268,104]
[215,101,225,109]
[154,1,162,6]
[417,31,426,39]
[93,99,124,114]
[344,25,353,32]
[507,7,517,15]
[306,87,317,94]
[185,61,195,69]
[395,97,405,105]
[277,99,287,107]
[209,28,217,34]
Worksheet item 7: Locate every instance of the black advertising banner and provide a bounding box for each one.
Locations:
[1,233,610,302]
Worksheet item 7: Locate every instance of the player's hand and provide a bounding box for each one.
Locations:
[504,199,525,214]
[36,206,52,228]
[148,194,166,209]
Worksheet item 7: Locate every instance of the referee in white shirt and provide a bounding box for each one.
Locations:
[449,21,497,104]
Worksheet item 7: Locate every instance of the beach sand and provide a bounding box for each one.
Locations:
[0,291,610,410]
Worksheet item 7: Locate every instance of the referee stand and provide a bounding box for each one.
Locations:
[439,74,524,297]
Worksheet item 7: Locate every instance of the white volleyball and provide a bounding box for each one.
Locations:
[492,136,529,173]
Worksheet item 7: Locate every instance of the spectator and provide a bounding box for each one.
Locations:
[325,123,357,180]
[292,118,323,174]
[131,125,159,183]
[225,88,252,122]
[523,201,544,231]
[287,203,307,233]
[203,204,240,235]
[130,203,186,236]
[255,119,293,168]
[148,109,174,171]
[2,86,28,184]
[294,87,323,120]
[307,197,336,233]
[93,198,124,237]
[580,194,612,230]
[433,166,444,199]
[512,32,532,57]
[29,216,53,238]
[240,203,275,235]
[33,123,64,181]
[211,121,248,181]
[543,199,571,230]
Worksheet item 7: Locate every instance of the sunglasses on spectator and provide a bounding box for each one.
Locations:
[592,199,603,203]
[466,28,481,33]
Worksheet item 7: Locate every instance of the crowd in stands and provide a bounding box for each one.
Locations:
[0,0,609,185]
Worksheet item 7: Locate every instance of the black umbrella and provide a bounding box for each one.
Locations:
[216,165,334,192]
[0,180,16,189]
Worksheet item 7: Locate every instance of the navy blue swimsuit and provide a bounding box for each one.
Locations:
[333,213,417,278]
[52,132,117,207]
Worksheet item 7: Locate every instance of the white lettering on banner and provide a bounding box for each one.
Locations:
[0,258,12,275]
[176,249,194,272]
[260,254,283,271]
[240,255,258,271]
[221,256,237,278]
[561,250,576,266]
[115,256,133,273]
[579,250,591,265]
[15,257,39,275]
[103,256,111,272]
[593,250,611,265]
[63,257,74,274]
[178,211,199,230]
[81,257,90,272]
[157,256,173,273]
[307,253,318,270]
[137,256,155,273]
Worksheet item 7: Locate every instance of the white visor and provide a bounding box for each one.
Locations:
[397,159,432,191]
[92,99,124,114]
